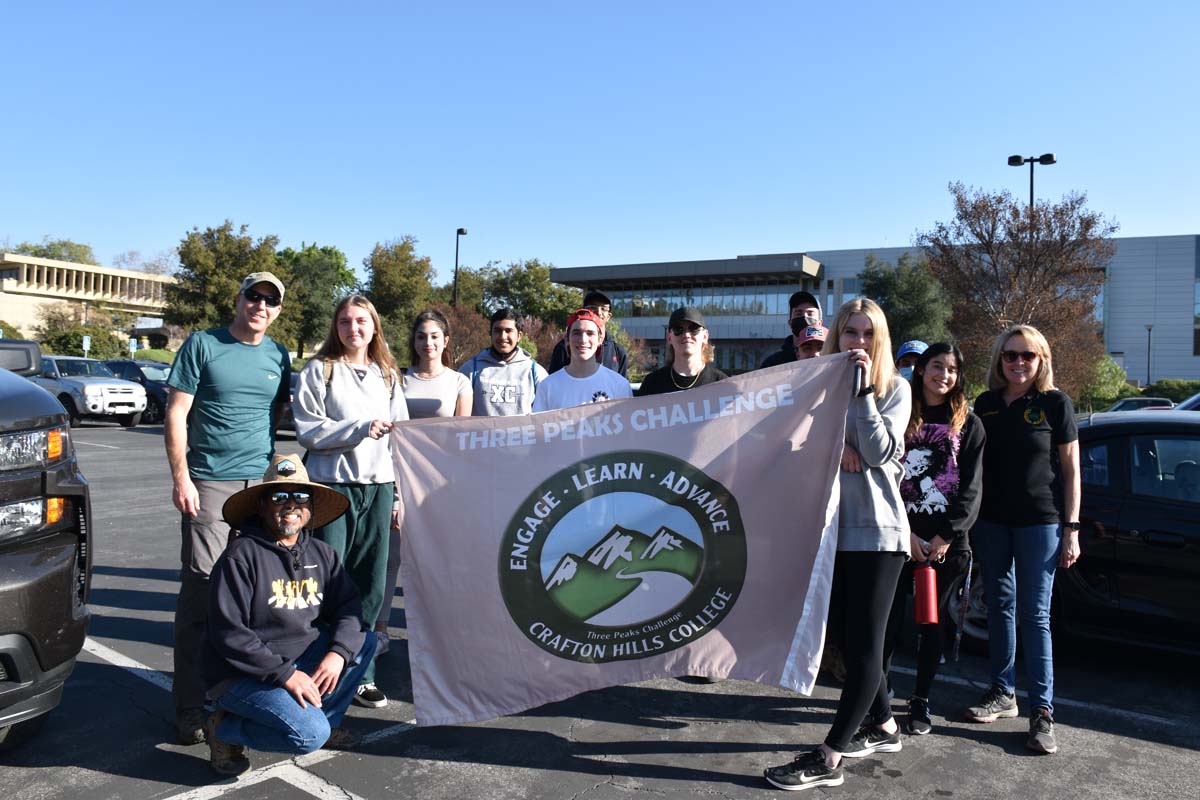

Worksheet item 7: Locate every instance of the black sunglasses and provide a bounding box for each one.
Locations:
[243,288,282,307]
[268,491,311,505]
[671,324,702,336]
[1001,350,1038,364]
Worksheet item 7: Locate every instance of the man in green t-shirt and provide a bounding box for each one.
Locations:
[165,272,292,744]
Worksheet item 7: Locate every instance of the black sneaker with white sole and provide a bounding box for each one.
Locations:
[965,685,1018,723]
[763,750,844,792]
[905,696,932,736]
[841,725,902,758]
[353,682,387,708]
[1026,708,1058,754]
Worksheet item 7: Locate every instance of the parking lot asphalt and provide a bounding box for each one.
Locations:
[2,422,1198,799]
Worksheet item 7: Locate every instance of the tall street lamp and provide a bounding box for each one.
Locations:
[452,227,468,307]
[1145,324,1154,386]
[1008,153,1056,252]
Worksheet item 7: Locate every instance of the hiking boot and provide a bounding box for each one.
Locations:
[763,750,844,791]
[842,725,902,758]
[324,726,362,750]
[1026,708,1058,754]
[176,707,208,745]
[353,682,387,708]
[205,710,250,777]
[965,685,1018,723]
[905,696,932,736]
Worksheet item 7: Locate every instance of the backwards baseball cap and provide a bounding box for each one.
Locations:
[240,271,285,301]
[896,340,929,361]
[795,324,828,347]
[788,290,821,313]
[566,307,606,334]
[668,306,706,330]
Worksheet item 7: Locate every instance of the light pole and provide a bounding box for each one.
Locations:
[1008,153,1056,252]
[1145,324,1153,386]
[452,228,468,307]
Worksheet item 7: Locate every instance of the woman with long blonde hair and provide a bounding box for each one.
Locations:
[963,324,1080,756]
[294,294,408,711]
[765,298,912,792]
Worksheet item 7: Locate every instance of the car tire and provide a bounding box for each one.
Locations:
[118,411,143,428]
[59,396,81,428]
[0,713,48,752]
[142,396,164,425]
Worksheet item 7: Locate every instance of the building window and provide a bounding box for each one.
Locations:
[1193,280,1199,356]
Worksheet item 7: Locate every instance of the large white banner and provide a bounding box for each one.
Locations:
[394,354,853,726]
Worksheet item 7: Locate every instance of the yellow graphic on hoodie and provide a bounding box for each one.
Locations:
[268,577,323,610]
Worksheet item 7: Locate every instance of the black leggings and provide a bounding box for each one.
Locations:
[825,550,906,753]
[879,551,972,704]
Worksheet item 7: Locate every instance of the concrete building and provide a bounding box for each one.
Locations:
[0,252,175,340]
[550,234,1200,384]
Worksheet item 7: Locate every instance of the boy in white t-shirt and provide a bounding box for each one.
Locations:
[532,308,632,411]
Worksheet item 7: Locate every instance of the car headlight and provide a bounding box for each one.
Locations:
[0,426,71,471]
[83,385,103,397]
[0,497,71,542]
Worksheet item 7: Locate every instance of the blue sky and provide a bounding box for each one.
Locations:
[3,2,1196,284]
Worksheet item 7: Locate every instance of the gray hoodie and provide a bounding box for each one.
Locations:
[459,346,549,417]
[838,375,912,554]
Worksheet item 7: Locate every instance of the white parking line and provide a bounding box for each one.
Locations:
[83,638,173,693]
[73,440,121,449]
[891,665,1179,728]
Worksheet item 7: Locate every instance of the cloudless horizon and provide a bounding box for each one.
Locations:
[4,2,1197,285]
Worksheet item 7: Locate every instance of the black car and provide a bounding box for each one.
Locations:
[103,358,172,425]
[961,410,1200,653]
[0,340,93,749]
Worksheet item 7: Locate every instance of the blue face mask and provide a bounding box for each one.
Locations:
[899,366,915,381]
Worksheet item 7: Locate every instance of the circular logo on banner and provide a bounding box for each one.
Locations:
[499,450,747,663]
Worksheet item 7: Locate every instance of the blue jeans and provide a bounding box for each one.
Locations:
[973,519,1060,714]
[214,630,376,754]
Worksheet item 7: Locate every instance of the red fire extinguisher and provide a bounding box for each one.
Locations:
[914,563,938,625]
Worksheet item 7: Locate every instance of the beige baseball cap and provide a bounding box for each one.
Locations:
[240,271,285,301]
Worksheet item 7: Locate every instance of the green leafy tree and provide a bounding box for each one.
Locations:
[1077,355,1140,412]
[1143,379,1200,404]
[42,325,124,359]
[430,262,499,312]
[858,253,951,347]
[1,319,25,339]
[484,258,581,325]
[918,182,1118,396]
[364,236,435,355]
[276,243,356,357]
[166,221,285,337]
[14,237,98,264]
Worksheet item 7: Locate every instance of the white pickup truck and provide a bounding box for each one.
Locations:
[30,355,147,427]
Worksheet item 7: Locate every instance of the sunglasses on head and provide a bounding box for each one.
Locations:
[242,288,282,307]
[1002,350,1038,364]
[671,324,702,336]
[268,491,311,505]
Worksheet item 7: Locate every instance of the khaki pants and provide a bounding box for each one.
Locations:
[172,477,258,713]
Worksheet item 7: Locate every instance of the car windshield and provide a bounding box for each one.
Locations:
[55,359,116,378]
[139,363,171,382]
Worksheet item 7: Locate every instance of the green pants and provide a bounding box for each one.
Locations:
[314,481,393,684]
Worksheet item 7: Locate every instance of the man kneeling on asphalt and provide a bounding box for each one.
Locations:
[202,454,376,776]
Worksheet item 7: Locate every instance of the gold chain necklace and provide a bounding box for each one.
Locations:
[670,368,701,390]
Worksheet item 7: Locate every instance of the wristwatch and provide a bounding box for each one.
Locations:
[1064,521,1081,531]
[856,384,875,398]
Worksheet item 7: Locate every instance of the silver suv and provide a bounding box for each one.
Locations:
[30,356,147,427]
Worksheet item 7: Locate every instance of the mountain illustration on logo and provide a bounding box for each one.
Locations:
[545,524,703,621]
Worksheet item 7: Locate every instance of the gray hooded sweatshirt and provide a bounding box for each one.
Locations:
[459,346,549,417]
[838,375,912,555]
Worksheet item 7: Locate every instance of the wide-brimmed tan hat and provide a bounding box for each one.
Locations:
[222,454,349,530]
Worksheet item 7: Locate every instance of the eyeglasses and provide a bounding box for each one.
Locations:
[671,324,702,336]
[1001,350,1038,364]
[268,491,311,505]
[242,288,282,307]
